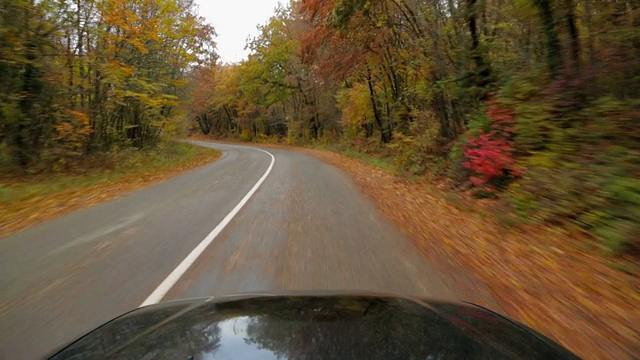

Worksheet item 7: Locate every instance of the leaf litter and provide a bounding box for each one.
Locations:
[305,148,640,360]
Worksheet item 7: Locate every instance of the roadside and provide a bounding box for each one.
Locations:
[303,147,640,360]
[0,142,220,237]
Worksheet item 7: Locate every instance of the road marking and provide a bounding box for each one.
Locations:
[140,146,276,307]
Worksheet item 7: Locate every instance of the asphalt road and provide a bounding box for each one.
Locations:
[0,141,472,358]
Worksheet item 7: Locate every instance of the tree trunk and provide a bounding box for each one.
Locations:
[583,0,595,65]
[366,69,390,143]
[533,0,562,77]
[466,0,492,96]
[563,0,580,71]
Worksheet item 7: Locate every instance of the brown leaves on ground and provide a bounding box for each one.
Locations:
[305,148,640,360]
[0,150,220,238]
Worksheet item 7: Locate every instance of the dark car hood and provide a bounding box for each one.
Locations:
[49,291,578,359]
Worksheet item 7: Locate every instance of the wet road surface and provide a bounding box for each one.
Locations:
[0,141,474,358]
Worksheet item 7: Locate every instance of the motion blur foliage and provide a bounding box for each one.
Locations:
[459,99,521,193]
[189,0,640,254]
[504,71,640,253]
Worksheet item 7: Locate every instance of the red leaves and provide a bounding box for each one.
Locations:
[462,99,522,189]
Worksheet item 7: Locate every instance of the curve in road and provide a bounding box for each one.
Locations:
[141,146,275,306]
[0,141,490,359]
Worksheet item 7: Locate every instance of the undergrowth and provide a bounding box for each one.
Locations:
[0,142,218,203]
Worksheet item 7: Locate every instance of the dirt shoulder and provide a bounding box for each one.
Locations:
[303,148,640,360]
[0,143,220,237]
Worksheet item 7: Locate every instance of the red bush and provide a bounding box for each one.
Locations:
[462,100,522,188]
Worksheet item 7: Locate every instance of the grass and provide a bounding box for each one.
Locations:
[343,150,393,171]
[0,142,220,236]
[1,142,216,202]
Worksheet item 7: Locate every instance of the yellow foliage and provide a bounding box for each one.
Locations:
[54,110,94,156]
[68,110,90,125]
[336,83,374,138]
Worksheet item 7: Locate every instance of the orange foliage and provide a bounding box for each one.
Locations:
[54,111,94,156]
[299,0,367,81]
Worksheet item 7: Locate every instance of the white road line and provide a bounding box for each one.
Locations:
[140,146,276,307]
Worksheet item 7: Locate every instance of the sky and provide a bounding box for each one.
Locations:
[195,0,283,64]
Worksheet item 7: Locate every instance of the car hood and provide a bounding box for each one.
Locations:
[49,291,578,359]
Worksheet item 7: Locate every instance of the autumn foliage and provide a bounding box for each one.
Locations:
[0,0,216,172]
[184,0,640,256]
[462,100,521,189]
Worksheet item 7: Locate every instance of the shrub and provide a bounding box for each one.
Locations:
[448,109,489,184]
[240,128,253,142]
[462,99,522,191]
[388,112,442,177]
[508,89,640,254]
[447,140,470,184]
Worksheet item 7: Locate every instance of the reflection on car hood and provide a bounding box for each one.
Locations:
[48,291,578,359]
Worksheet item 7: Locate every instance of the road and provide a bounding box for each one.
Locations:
[1,141,474,358]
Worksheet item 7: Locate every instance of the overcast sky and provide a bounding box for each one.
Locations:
[195,0,283,64]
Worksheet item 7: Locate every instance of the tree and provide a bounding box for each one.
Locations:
[0,0,216,171]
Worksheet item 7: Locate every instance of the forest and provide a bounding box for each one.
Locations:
[187,0,640,255]
[2,0,639,254]
[0,0,216,169]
